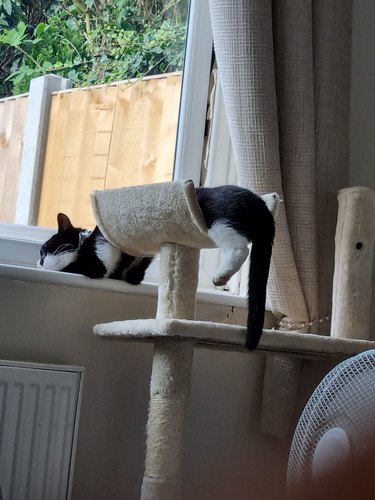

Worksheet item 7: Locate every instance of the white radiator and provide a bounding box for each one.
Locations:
[0,360,84,500]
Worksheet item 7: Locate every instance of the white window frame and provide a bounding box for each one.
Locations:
[0,0,247,305]
[173,0,213,184]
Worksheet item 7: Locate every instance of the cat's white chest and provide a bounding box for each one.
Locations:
[95,238,122,277]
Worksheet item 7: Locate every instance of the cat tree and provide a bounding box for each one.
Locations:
[91,181,375,500]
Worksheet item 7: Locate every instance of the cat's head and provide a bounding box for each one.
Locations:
[38,213,87,271]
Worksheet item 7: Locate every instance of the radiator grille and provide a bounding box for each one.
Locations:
[0,361,84,500]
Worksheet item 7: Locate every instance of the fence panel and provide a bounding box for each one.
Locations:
[37,85,118,229]
[38,73,182,229]
[0,95,28,223]
[106,73,181,189]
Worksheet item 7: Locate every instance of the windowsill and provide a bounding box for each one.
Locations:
[0,263,248,308]
[0,226,248,307]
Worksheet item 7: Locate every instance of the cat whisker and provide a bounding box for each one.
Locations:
[53,243,75,255]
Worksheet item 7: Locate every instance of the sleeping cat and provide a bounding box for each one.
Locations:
[38,215,152,285]
[38,185,277,349]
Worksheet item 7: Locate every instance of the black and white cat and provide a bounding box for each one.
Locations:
[38,215,152,285]
[38,185,277,349]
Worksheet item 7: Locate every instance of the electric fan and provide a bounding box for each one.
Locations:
[287,349,375,487]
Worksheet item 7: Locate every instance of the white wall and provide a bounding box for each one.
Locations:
[0,280,155,499]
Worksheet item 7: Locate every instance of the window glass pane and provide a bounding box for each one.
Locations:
[0,0,190,229]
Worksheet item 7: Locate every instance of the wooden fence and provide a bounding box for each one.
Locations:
[0,94,28,223]
[0,73,182,228]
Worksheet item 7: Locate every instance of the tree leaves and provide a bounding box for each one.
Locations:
[1,0,13,16]
[0,20,26,46]
[0,0,187,97]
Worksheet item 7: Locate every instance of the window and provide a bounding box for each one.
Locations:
[0,0,241,298]
[1,0,209,226]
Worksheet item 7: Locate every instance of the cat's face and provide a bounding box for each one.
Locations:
[38,213,81,271]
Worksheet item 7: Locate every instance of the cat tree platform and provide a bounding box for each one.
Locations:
[94,319,375,360]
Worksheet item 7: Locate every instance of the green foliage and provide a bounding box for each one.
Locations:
[0,0,187,97]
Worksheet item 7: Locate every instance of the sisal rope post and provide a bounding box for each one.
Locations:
[156,244,200,320]
[140,243,199,500]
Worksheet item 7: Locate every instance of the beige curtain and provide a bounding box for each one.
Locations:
[208,0,352,332]
[208,0,352,437]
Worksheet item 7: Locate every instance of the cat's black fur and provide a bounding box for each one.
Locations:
[39,186,275,349]
[196,186,275,349]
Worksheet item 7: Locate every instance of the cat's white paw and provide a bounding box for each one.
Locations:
[213,272,231,287]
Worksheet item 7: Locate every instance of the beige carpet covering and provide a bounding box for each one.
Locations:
[91,180,213,256]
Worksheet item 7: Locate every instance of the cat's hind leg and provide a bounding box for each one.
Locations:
[208,222,249,286]
[124,257,153,285]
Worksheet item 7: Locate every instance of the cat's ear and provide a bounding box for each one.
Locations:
[57,213,74,232]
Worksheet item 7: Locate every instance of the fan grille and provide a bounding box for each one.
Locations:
[287,349,375,486]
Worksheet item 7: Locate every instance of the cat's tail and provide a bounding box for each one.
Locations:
[246,224,275,350]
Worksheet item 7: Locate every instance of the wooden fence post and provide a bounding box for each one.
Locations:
[14,75,71,225]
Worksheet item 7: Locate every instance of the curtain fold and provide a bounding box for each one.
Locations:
[313,0,352,326]
[273,1,318,326]
[208,0,352,332]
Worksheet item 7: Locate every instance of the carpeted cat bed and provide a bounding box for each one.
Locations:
[90,180,214,256]
[90,179,280,257]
